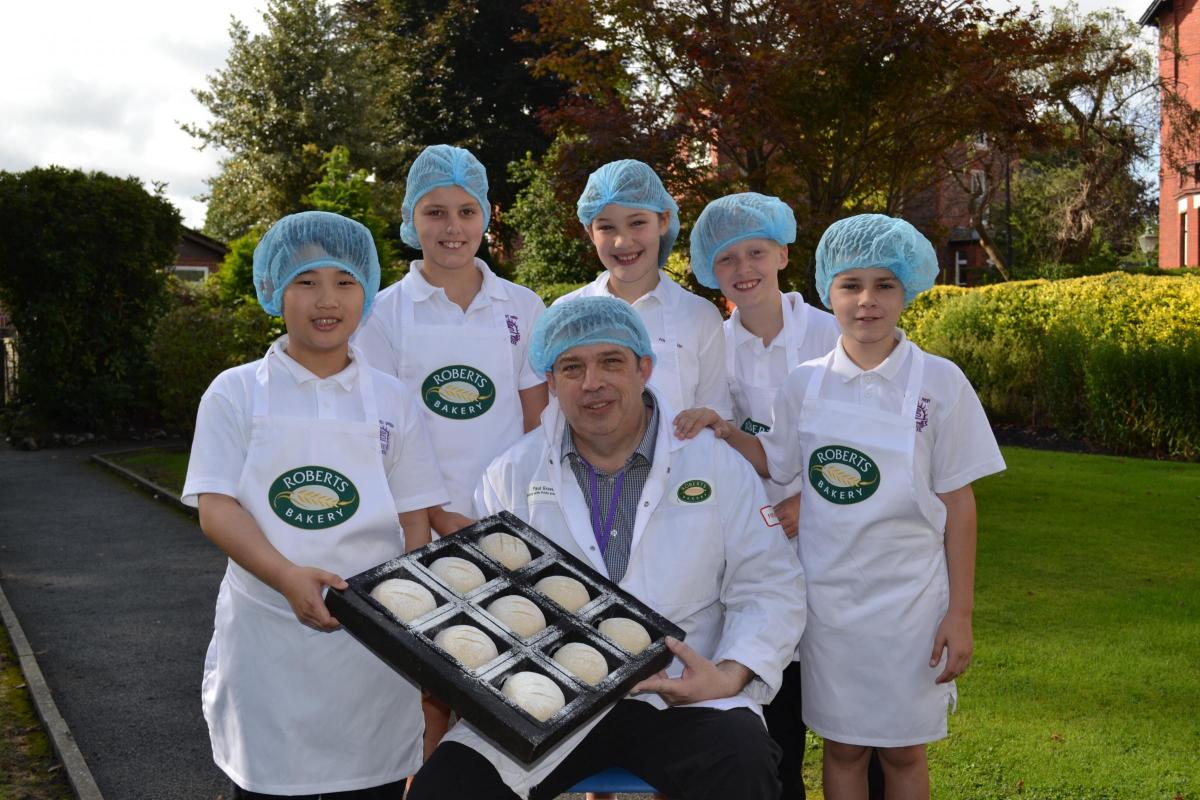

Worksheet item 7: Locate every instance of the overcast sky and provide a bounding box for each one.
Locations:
[0,0,1156,233]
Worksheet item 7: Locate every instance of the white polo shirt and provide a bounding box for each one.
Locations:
[726,292,841,422]
[762,330,1005,495]
[557,271,732,417]
[353,258,546,392]
[182,337,449,514]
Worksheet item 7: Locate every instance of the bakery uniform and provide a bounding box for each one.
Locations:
[760,330,1005,747]
[725,291,838,800]
[407,389,805,800]
[354,258,546,516]
[557,271,732,419]
[182,337,449,795]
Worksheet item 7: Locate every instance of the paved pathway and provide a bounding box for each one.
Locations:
[0,441,229,799]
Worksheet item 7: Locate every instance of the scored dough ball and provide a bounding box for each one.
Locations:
[598,617,651,655]
[501,671,566,722]
[534,575,590,612]
[369,578,436,623]
[479,532,532,570]
[485,595,547,638]
[429,556,486,594]
[433,625,499,670]
[553,642,609,686]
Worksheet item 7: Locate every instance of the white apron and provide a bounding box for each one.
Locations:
[725,297,807,505]
[202,346,423,794]
[575,273,687,413]
[795,346,957,747]
[398,286,524,514]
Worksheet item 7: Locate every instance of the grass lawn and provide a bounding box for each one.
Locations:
[104,446,190,496]
[803,446,1200,799]
[0,624,74,800]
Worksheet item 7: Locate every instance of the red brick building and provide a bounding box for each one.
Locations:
[1142,0,1200,268]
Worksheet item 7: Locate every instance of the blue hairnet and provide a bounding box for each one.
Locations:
[253,210,381,318]
[576,160,680,267]
[400,145,491,249]
[689,193,796,290]
[529,296,657,375]
[815,214,939,308]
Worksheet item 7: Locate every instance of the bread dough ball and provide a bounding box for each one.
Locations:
[429,556,486,594]
[534,575,590,612]
[485,595,547,638]
[479,532,532,570]
[552,642,609,686]
[433,625,499,670]
[501,671,566,722]
[369,578,436,623]
[598,617,651,655]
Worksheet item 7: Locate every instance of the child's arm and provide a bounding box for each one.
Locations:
[198,493,346,631]
[519,383,549,433]
[673,406,770,478]
[400,507,432,553]
[774,493,801,539]
[428,505,477,536]
[931,483,977,684]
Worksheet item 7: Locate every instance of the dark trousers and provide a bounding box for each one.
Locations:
[230,778,407,799]
[407,700,783,800]
[762,661,885,800]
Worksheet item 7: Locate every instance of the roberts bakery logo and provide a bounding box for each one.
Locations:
[269,466,360,529]
[808,445,880,505]
[676,479,713,503]
[422,365,496,419]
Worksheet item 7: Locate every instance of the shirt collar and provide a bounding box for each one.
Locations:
[561,390,659,469]
[272,335,358,390]
[729,292,789,351]
[403,258,510,305]
[829,329,911,384]
[597,270,670,308]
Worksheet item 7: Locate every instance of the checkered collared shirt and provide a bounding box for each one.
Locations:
[562,392,659,583]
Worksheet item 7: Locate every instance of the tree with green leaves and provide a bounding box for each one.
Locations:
[341,0,566,256]
[526,0,1065,299]
[0,167,179,431]
[185,0,370,241]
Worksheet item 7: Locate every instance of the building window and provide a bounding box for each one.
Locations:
[954,251,968,286]
[172,266,210,282]
[970,170,987,196]
[972,132,988,150]
[1180,212,1188,267]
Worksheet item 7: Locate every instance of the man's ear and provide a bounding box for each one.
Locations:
[638,354,654,383]
[546,372,558,397]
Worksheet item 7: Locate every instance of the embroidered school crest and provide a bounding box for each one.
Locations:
[808,445,880,505]
[915,396,930,432]
[269,466,360,529]
[422,365,496,419]
[506,314,521,345]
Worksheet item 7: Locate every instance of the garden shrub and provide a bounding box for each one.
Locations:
[904,272,1200,459]
[0,166,179,432]
[149,280,277,434]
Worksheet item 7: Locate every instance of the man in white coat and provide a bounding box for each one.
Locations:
[406,296,807,800]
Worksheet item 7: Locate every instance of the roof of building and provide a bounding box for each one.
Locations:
[1139,0,1170,26]
[180,227,229,257]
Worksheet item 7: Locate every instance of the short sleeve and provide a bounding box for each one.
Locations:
[385,389,452,513]
[930,372,1006,493]
[353,302,401,378]
[692,301,733,418]
[181,381,249,507]
[759,368,807,486]
[515,293,548,391]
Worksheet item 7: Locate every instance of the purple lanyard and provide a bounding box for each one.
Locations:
[583,461,626,554]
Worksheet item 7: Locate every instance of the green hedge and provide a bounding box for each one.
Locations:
[900,272,1200,459]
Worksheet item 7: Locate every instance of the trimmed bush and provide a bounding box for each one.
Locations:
[901,272,1200,459]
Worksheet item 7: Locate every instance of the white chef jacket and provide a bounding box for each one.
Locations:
[761,330,1006,498]
[448,389,805,797]
[556,272,732,418]
[354,258,546,394]
[183,336,448,513]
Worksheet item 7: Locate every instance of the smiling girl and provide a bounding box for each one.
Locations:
[556,159,731,420]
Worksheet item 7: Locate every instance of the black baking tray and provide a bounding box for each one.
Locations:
[327,510,685,763]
